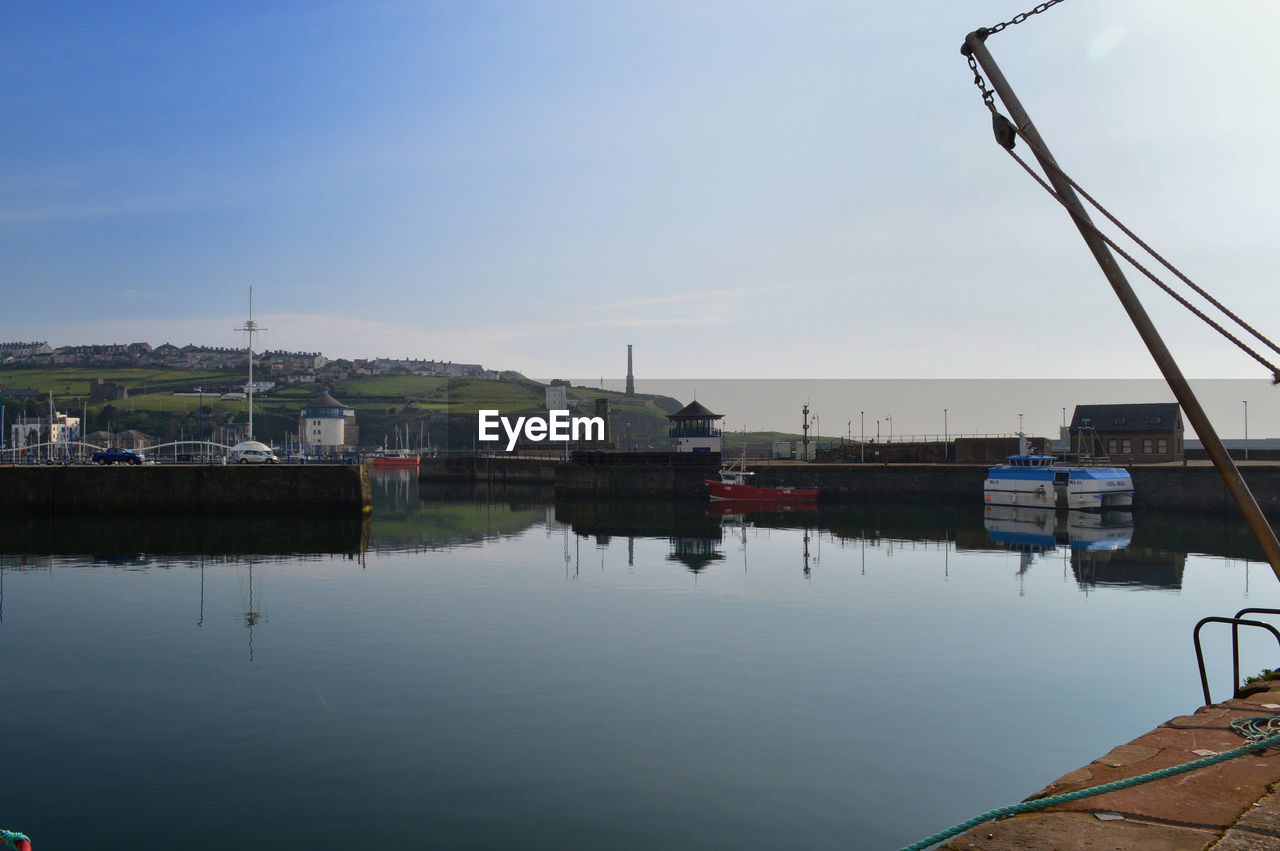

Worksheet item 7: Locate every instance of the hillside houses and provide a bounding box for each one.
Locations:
[0,342,52,362]
[0,340,494,383]
[361,358,496,379]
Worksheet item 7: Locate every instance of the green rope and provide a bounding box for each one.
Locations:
[900,717,1280,851]
[0,830,29,849]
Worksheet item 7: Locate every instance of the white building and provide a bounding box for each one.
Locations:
[8,412,81,458]
[667,401,723,454]
[299,392,356,454]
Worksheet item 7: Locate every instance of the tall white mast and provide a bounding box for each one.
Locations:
[235,287,267,441]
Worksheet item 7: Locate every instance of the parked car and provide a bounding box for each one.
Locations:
[92,447,144,466]
[228,441,279,464]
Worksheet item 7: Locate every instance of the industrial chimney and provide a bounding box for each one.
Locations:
[625,344,635,396]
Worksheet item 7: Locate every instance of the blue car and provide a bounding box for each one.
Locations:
[92,447,144,465]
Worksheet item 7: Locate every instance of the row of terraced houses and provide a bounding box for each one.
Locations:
[0,341,496,383]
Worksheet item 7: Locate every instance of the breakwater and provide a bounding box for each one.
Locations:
[0,464,373,514]
[421,455,1280,515]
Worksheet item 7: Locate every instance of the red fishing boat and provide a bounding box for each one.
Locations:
[704,458,818,502]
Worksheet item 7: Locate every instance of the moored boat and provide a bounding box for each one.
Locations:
[704,458,818,502]
[983,435,1132,510]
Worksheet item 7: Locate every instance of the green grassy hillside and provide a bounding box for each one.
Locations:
[0,366,685,449]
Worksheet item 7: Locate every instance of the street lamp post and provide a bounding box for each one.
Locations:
[887,415,893,442]
[944,408,948,462]
[1244,400,1249,461]
[860,411,864,463]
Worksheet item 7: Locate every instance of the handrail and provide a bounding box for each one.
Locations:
[1193,615,1280,706]
[1232,608,1280,702]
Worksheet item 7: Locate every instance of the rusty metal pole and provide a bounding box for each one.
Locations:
[964,30,1280,581]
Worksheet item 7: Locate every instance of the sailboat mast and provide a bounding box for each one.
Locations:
[248,288,254,441]
[235,286,267,443]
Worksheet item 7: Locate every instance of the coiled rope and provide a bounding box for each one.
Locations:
[899,716,1280,851]
[1,829,30,851]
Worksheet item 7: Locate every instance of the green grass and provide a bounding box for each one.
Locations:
[1,366,231,401]
[722,430,810,448]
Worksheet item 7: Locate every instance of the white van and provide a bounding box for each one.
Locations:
[228,441,279,464]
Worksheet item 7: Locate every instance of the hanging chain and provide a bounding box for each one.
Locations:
[964,0,1069,113]
[987,0,1069,36]
[965,51,998,115]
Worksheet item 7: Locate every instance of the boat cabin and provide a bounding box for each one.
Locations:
[1003,454,1058,468]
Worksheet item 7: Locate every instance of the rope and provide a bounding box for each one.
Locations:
[1000,144,1280,381]
[901,717,1280,850]
[1039,156,1280,363]
[0,829,29,850]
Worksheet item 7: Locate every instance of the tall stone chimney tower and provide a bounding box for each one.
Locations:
[625,344,635,396]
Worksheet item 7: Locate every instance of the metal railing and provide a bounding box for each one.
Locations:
[1193,608,1280,705]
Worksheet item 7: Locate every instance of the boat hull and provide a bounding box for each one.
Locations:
[984,465,1133,510]
[705,479,818,501]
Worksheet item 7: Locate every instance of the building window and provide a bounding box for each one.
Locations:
[1158,438,1168,454]
[1107,439,1117,454]
[1122,439,1132,454]
[1143,439,1153,454]
[1115,417,1126,425]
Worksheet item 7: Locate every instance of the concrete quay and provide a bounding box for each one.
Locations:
[0,463,373,513]
[941,681,1280,850]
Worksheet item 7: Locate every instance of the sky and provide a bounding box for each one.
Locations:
[4,1,1280,434]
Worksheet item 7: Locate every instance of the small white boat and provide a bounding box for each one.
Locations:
[983,435,1133,510]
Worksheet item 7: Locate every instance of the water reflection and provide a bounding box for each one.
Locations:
[0,472,1260,587]
[1,472,1273,850]
[0,511,370,557]
[982,504,1185,592]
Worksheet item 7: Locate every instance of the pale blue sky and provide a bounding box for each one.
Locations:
[4,1,1280,392]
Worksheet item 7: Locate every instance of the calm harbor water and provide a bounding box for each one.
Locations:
[2,470,1277,849]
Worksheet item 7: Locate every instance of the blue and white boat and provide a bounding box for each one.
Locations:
[983,435,1133,510]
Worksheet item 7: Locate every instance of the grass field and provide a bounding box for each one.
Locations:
[1,366,231,400]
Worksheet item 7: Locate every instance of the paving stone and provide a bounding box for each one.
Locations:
[943,811,1215,850]
[1213,786,1280,850]
[1096,743,1161,767]
[1170,708,1231,727]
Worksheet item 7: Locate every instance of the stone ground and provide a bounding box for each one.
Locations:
[938,682,1280,850]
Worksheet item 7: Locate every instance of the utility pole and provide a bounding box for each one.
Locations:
[963,28,1280,580]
